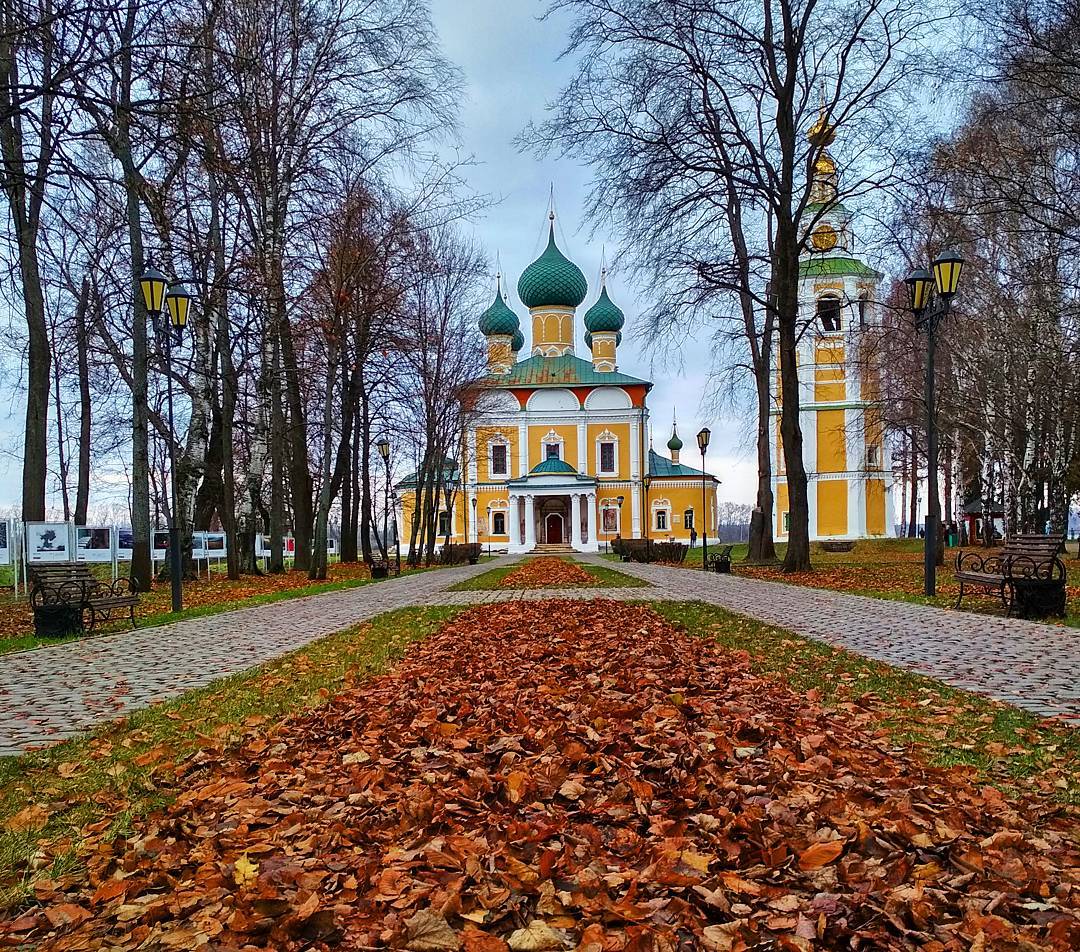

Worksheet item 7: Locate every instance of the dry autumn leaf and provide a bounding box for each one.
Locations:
[232,853,259,888]
[405,909,462,951]
[797,839,845,870]
[506,920,566,950]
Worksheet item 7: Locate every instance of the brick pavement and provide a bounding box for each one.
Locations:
[2,554,1077,756]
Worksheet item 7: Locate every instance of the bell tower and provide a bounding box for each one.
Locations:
[771,113,893,541]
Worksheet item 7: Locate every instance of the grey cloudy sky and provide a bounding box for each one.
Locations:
[431,0,758,504]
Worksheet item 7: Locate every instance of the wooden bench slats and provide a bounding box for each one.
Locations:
[28,562,140,635]
[954,534,1066,619]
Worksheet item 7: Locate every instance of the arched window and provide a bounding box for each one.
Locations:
[857,292,870,327]
[817,296,842,333]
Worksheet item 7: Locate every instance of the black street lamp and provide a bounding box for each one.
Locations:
[140,258,191,613]
[906,248,964,597]
[697,427,711,571]
[376,435,397,574]
[642,472,652,559]
[615,493,624,545]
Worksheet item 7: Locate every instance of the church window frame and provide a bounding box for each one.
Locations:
[817,294,843,334]
[683,509,695,530]
[488,437,510,479]
[655,509,669,532]
[866,444,881,469]
[491,511,506,536]
[595,429,620,476]
[438,510,452,537]
[541,428,565,462]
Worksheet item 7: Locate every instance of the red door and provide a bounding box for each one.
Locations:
[545,513,562,544]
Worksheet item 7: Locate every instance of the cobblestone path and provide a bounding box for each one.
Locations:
[2,555,1077,755]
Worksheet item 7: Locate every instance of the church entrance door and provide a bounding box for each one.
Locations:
[545,513,563,544]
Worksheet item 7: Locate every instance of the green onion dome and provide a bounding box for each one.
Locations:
[667,425,684,452]
[517,215,588,309]
[478,278,519,337]
[583,283,625,333]
[511,328,524,352]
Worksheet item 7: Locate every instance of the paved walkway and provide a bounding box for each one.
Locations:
[2,556,1077,755]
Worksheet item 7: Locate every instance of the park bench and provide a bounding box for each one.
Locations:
[28,563,140,637]
[954,533,1067,619]
[706,544,734,573]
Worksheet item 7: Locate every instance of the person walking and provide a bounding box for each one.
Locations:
[689,527,698,549]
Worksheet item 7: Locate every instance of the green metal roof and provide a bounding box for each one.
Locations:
[647,449,716,481]
[800,256,881,280]
[529,457,578,475]
[806,201,851,218]
[583,286,625,332]
[489,353,649,389]
[479,287,520,336]
[517,221,588,309]
[395,458,459,490]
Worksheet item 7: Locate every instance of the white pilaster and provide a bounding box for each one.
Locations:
[570,493,583,547]
[585,493,598,551]
[577,422,587,473]
[524,495,536,548]
[468,428,478,483]
[631,485,641,537]
[518,422,528,477]
[468,497,477,543]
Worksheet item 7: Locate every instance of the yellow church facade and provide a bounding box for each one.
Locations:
[771,123,895,542]
[400,214,719,552]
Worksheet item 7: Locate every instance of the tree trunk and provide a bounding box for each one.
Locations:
[74,276,92,525]
[269,329,285,572]
[279,315,312,571]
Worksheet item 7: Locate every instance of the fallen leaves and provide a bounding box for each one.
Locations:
[5,599,1079,951]
[796,840,845,870]
[498,557,598,589]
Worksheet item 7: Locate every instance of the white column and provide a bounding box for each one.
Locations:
[570,493,583,548]
[586,492,598,550]
[508,497,521,548]
[524,495,536,548]
[577,422,587,473]
[518,423,528,477]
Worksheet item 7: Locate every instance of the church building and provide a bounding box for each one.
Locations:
[771,116,895,542]
[401,213,719,553]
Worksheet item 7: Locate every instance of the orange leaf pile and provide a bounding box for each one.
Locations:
[498,557,597,589]
[5,600,1078,950]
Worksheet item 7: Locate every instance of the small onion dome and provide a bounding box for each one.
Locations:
[478,278,519,336]
[667,424,684,452]
[517,214,588,309]
[583,284,625,333]
[511,328,524,352]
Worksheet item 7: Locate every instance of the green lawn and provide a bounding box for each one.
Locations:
[0,605,463,912]
[448,557,647,591]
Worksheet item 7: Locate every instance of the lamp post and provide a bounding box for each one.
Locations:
[140,259,191,613]
[376,436,391,570]
[642,473,652,560]
[905,248,964,597]
[697,427,711,571]
[615,493,624,548]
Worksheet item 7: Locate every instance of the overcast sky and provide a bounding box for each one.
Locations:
[429,0,758,503]
[0,0,761,515]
